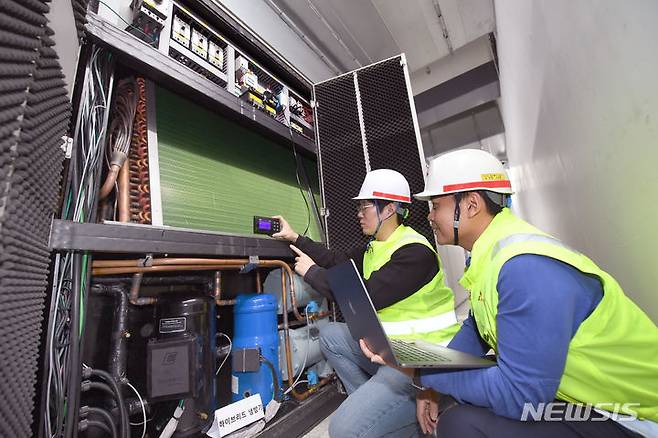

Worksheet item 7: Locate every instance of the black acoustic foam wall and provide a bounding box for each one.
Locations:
[314,55,433,253]
[0,1,71,436]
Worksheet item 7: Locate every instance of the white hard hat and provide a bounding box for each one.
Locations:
[415,149,513,200]
[353,169,411,203]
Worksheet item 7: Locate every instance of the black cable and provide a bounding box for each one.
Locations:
[64,253,83,438]
[79,419,112,435]
[81,380,114,397]
[288,126,312,236]
[260,355,282,402]
[452,193,462,246]
[83,406,118,438]
[87,368,129,438]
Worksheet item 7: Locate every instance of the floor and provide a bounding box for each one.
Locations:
[302,413,332,437]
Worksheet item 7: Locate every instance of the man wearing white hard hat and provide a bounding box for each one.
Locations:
[360,149,658,438]
[274,168,460,437]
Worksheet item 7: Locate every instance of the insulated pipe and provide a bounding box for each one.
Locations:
[92,284,130,382]
[129,272,155,306]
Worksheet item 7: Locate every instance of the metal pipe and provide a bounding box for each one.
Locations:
[92,284,130,381]
[98,164,121,200]
[129,272,156,306]
[118,160,130,222]
[93,258,254,268]
[93,264,243,276]
[92,258,306,321]
[92,275,212,286]
[256,270,262,293]
[213,271,237,305]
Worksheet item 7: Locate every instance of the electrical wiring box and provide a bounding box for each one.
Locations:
[289,92,314,139]
[168,3,228,86]
[191,28,209,59]
[147,336,197,401]
[208,40,224,68]
[129,0,169,47]
[171,14,190,46]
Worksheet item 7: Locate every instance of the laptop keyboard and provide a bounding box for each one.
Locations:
[390,339,450,363]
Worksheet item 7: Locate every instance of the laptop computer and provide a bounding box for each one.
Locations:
[327,259,495,369]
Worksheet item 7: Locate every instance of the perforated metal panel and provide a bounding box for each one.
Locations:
[314,55,433,250]
[357,57,434,244]
[314,74,368,252]
[0,1,71,436]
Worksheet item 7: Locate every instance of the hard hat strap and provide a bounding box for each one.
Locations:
[367,201,397,250]
[453,193,462,246]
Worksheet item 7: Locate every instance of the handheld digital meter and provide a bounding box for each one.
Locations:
[252,216,281,236]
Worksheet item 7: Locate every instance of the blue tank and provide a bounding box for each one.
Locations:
[232,294,281,406]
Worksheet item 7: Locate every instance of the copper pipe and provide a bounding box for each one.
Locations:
[256,270,262,293]
[291,376,334,401]
[92,258,305,321]
[280,268,304,321]
[93,264,246,276]
[93,258,251,268]
[99,164,121,200]
[212,271,237,305]
[118,160,130,222]
[129,272,156,305]
[279,266,297,397]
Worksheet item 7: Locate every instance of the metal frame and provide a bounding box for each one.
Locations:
[400,53,429,175]
[311,85,330,246]
[49,219,294,257]
[313,53,405,86]
[353,72,371,172]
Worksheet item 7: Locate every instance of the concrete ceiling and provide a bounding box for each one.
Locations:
[270,0,495,88]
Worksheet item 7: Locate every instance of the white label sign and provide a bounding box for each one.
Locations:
[207,394,264,438]
[231,375,238,395]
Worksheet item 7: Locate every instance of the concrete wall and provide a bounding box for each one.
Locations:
[495,0,658,322]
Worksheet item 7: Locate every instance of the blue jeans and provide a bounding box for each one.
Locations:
[319,322,421,438]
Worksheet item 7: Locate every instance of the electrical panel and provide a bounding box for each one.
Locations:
[289,92,315,139]
[167,3,228,86]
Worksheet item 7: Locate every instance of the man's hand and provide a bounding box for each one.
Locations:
[290,245,315,277]
[417,389,440,435]
[271,215,298,242]
[359,338,388,365]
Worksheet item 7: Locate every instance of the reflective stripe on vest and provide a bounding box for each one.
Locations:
[491,233,577,260]
[381,310,458,336]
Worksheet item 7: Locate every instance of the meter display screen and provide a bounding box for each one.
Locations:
[253,216,280,235]
[257,218,272,231]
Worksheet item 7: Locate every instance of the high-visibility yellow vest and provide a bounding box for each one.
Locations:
[460,208,658,421]
[363,224,459,344]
